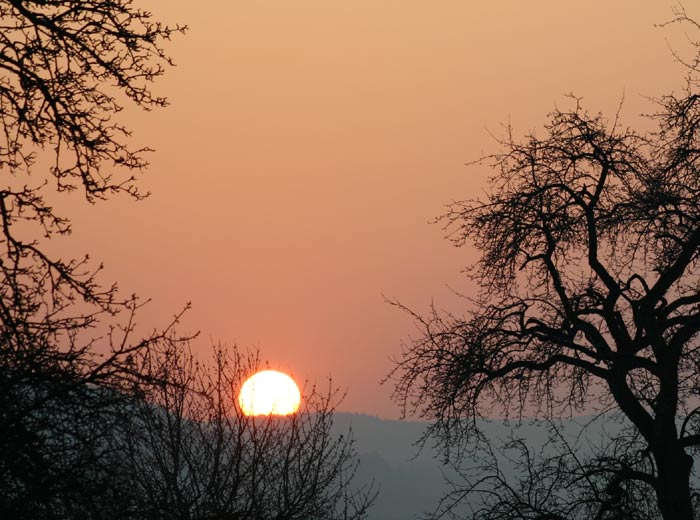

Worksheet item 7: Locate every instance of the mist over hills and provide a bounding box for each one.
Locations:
[332,412,625,520]
[331,413,449,520]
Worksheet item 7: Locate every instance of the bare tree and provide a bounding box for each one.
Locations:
[390,87,700,520]
[0,1,188,517]
[120,344,376,520]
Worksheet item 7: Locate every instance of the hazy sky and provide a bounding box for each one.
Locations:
[57,1,692,418]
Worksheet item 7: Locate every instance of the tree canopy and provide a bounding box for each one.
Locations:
[0,3,188,515]
[391,77,700,520]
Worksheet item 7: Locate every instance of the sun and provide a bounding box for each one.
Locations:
[238,370,301,416]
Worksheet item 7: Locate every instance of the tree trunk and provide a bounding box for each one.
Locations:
[655,448,694,520]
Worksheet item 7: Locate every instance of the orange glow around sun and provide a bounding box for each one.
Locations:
[238,370,301,416]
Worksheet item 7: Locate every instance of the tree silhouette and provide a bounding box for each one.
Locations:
[391,86,700,519]
[121,344,375,520]
[0,1,189,516]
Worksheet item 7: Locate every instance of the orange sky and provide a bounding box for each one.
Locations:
[56,1,692,417]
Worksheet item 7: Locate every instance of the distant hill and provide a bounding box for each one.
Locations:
[331,413,459,520]
[331,412,626,520]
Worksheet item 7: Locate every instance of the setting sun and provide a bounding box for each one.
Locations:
[238,370,301,416]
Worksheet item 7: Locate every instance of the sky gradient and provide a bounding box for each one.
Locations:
[56,1,691,417]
